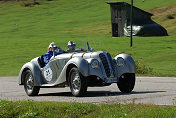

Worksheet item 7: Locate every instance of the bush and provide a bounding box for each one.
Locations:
[135,60,157,76]
[21,2,40,7]
[167,15,175,19]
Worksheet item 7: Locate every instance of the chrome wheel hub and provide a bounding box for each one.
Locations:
[71,73,81,92]
[26,75,34,91]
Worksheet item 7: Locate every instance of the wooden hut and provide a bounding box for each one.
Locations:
[107,2,168,37]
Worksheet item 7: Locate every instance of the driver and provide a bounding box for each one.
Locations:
[43,42,63,66]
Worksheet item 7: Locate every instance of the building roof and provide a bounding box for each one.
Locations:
[106,2,153,16]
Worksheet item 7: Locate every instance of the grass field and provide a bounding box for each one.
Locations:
[0,0,176,76]
[0,1,176,117]
[0,100,176,118]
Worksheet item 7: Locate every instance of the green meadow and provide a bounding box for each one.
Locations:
[0,1,176,117]
[0,100,176,118]
[0,0,176,76]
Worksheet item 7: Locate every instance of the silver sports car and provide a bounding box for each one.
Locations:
[18,43,136,97]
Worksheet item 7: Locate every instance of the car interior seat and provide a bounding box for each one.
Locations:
[38,55,45,68]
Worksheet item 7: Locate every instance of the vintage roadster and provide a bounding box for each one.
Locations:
[18,42,136,97]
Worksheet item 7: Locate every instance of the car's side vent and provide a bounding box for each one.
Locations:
[107,53,115,73]
[99,53,110,77]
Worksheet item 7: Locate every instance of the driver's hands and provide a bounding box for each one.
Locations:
[55,48,63,53]
[57,46,62,50]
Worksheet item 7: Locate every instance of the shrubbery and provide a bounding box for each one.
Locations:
[135,60,158,76]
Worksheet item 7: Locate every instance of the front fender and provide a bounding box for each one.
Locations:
[66,57,89,76]
[114,54,136,77]
[18,62,43,86]
[53,57,89,85]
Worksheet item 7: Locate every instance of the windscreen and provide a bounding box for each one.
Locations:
[57,41,91,52]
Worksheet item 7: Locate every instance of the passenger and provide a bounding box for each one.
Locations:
[66,41,76,52]
[65,41,84,52]
[43,42,62,66]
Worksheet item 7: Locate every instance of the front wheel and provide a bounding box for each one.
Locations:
[117,73,135,93]
[24,70,40,96]
[69,67,87,97]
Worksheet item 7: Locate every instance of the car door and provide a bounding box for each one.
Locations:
[43,57,58,84]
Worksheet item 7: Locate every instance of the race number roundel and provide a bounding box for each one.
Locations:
[44,64,53,82]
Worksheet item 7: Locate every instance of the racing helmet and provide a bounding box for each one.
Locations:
[49,42,57,48]
[67,41,76,51]
[67,41,75,46]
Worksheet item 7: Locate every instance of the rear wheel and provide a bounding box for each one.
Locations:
[117,73,135,93]
[69,67,87,97]
[24,70,40,96]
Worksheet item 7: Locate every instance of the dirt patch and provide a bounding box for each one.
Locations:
[148,5,176,18]
[148,5,176,35]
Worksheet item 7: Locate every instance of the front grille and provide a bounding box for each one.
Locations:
[99,53,110,77]
[107,53,115,73]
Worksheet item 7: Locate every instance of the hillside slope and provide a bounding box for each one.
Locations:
[148,5,176,35]
[0,0,176,76]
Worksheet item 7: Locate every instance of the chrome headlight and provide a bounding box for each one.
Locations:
[90,59,99,69]
[116,57,125,67]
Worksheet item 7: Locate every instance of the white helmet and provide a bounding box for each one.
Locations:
[67,41,75,46]
[49,42,57,48]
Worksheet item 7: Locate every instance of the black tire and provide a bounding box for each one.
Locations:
[68,67,87,97]
[117,73,135,93]
[24,70,40,96]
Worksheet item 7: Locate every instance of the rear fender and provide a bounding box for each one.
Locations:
[18,62,43,86]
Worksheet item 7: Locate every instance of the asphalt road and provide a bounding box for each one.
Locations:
[0,76,176,105]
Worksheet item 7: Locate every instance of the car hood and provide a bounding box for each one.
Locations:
[55,51,105,60]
